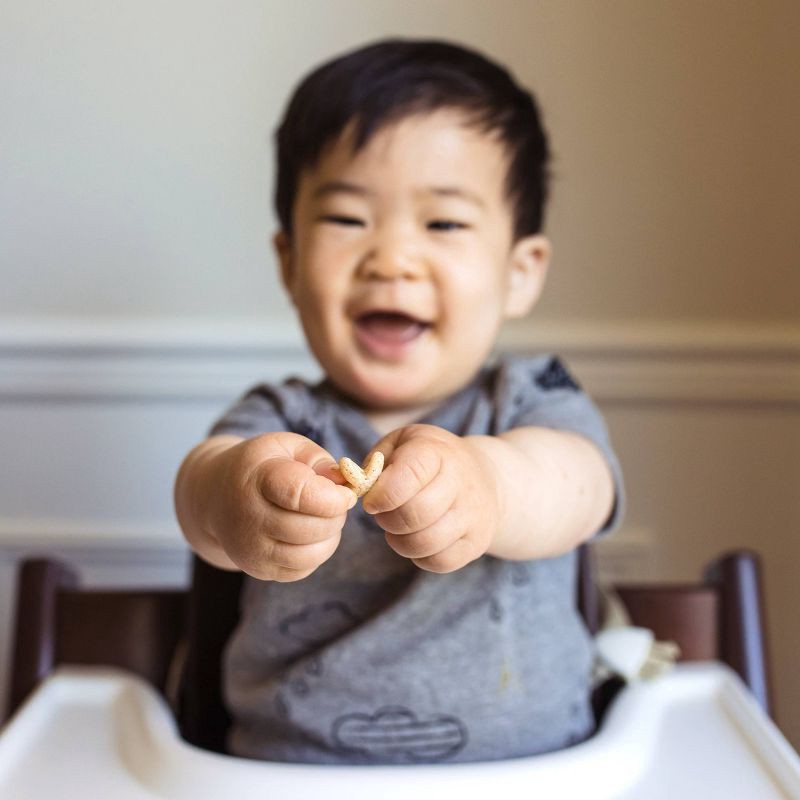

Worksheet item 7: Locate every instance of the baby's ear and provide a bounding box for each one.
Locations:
[503,234,551,319]
[273,230,295,296]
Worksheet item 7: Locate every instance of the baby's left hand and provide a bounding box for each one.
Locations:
[362,424,501,572]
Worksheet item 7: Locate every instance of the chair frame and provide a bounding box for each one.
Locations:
[580,546,772,718]
[7,559,187,722]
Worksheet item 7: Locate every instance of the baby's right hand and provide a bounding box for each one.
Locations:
[206,432,356,582]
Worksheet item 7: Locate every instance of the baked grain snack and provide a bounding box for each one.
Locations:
[337,451,384,497]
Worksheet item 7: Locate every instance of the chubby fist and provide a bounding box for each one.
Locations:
[362,424,502,573]
[206,432,356,581]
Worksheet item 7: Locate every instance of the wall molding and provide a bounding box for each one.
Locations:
[0,517,189,565]
[2,316,799,405]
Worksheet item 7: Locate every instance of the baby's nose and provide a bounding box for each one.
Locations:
[357,237,425,281]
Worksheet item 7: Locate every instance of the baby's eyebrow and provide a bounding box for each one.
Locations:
[312,181,485,209]
[422,185,485,209]
[312,181,373,201]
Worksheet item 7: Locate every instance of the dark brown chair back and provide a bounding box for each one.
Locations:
[7,559,187,719]
[177,557,244,752]
[578,545,772,716]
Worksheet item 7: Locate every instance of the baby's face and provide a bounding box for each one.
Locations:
[276,109,550,413]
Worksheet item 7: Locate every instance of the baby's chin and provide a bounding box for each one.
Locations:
[327,361,452,415]
[338,377,436,413]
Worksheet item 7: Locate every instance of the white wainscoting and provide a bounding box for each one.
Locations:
[3,317,799,403]
[1,317,799,740]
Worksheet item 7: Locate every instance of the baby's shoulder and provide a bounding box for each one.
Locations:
[491,352,583,400]
[485,352,594,433]
[210,376,325,438]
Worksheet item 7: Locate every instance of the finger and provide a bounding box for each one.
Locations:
[268,566,316,583]
[265,532,342,571]
[363,426,408,466]
[229,526,342,581]
[411,536,478,574]
[239,560,317,583]
[370,470,455,535]
[266,432,350,484]
[315,460,350,486]
[383,508,461,559]
[362,440,444,515]
[272,431,340,469]
[264,508,348,545]
[258,457,356,516]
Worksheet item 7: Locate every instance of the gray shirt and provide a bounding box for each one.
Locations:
[210,354,624,764]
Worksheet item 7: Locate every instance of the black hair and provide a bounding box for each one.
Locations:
[274,38,551,242]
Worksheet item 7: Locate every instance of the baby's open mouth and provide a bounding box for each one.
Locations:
[356,311,429,341]
[353,311,431,359]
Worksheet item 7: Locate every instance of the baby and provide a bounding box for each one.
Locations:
[174,38,624,764]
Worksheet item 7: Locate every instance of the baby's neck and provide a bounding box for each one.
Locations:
[364,402,439,437]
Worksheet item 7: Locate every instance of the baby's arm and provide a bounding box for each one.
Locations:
[363,424,614,571]
[469,426,614,559]
[174,433,355,580]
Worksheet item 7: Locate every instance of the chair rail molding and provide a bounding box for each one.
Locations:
[0,518,188,562]
[1,316,799,405]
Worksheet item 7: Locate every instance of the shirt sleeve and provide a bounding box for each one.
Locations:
[208,382,296,438]
[496,354,625,538]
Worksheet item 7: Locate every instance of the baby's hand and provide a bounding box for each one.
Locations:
[362,424,501,573]
[206,432,356,581]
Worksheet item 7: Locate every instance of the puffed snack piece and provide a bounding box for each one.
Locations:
[337,451,384,497]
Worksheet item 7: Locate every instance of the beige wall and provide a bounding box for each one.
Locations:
[536,0,800,323]
[2,0,798,751]
[3,0,798,322]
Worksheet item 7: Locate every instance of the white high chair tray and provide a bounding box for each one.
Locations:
[0,663,798,799]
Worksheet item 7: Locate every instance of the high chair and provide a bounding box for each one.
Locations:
[2,548,797,800]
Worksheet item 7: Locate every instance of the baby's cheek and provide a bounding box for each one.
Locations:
[439,305,500,371]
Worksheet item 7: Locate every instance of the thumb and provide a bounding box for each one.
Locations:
[365,426,408,467]
[313,458,348,486]
[313,460,358,510]
[278,433,356,505]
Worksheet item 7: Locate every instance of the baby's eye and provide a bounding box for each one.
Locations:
[321,215,365,227]
[428,220,468,232]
